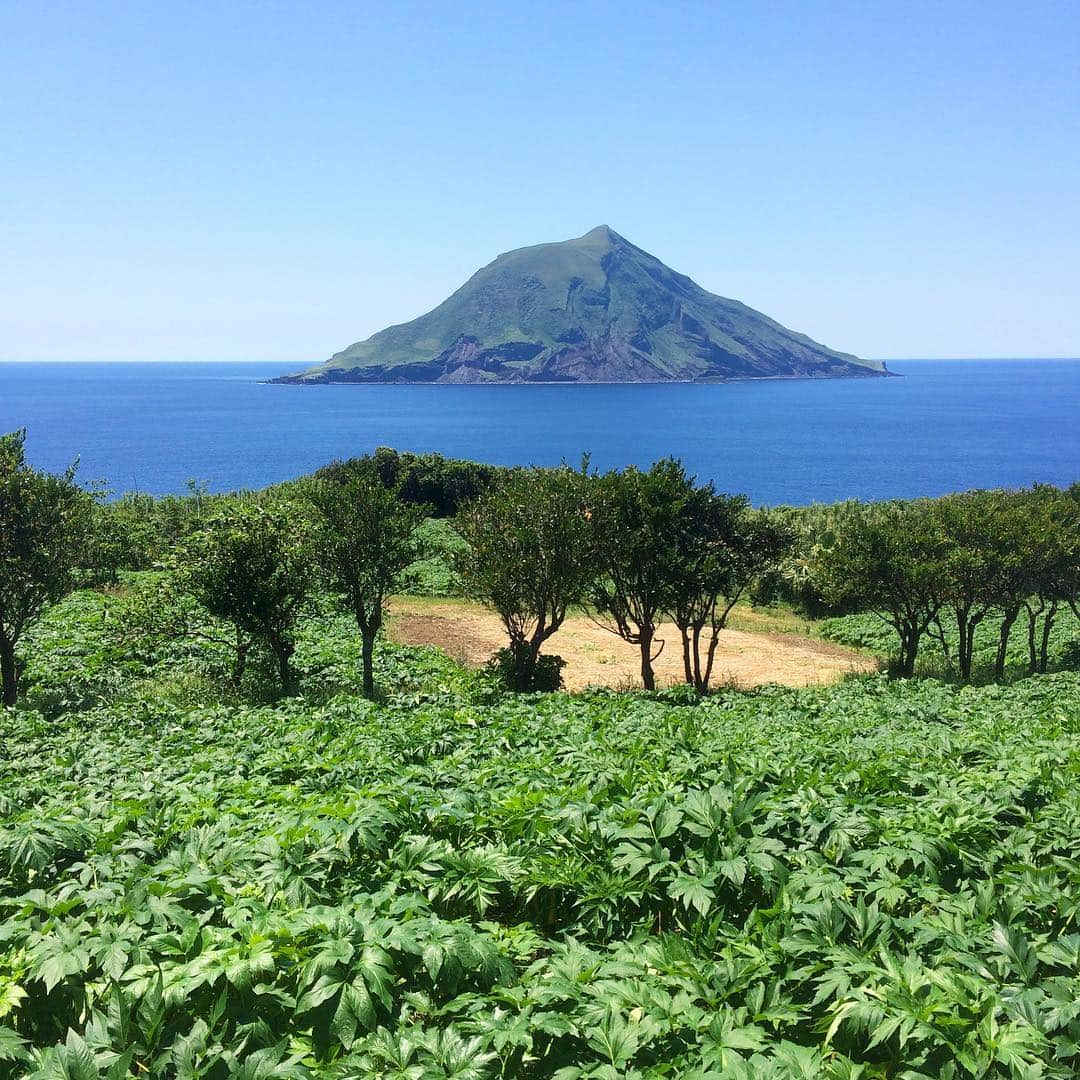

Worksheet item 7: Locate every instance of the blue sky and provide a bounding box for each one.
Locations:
[1,0,1077,361]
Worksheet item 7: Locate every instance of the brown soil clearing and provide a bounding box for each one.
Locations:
[387,598,876,691]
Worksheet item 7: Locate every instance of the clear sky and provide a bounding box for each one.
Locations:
[2,0,1078,362]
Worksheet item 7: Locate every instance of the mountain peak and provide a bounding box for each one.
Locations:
[276,228,886,384]
[575,224,623,247]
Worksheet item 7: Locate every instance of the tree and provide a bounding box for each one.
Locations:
[814,500,945,676]
[179,501,313,696]
[1027,488,1080,673]
[1005,487,1080,675]
[668,491,790,692]
[927,490,1013,681]
[931,487,1080,681]
[85,491,169,584]
[984,487,1079,681]
[971,490,1054,681]
[590,460,697,690]
[306,462,427,698]
[0,430,94,705]
[455,464,596,691]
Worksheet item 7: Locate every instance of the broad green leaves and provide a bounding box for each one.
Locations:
[3,585,1080,1075]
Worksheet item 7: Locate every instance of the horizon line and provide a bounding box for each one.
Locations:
[3,355,1080,365]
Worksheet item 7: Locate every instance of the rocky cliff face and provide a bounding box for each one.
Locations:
[276,226,886,384]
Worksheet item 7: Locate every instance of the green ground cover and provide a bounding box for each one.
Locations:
[2,588,1080,1077]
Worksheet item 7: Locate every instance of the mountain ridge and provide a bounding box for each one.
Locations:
[275,227,887,384]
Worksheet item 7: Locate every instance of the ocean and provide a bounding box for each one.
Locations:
[1,359,1077,505]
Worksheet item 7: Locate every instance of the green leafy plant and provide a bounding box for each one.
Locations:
[486,648,566,692]
[4,578,1080,1075]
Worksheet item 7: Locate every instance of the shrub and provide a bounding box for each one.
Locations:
[456,463,596,691]
[1061,637,1080,670]
[486,647,567,692]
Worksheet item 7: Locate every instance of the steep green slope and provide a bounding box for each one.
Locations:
[277,226,886,383]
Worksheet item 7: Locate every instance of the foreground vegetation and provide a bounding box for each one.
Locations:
[3,435,1080,1075]
[4,588,1080,1077]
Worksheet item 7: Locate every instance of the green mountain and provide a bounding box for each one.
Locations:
[276,226,886,384]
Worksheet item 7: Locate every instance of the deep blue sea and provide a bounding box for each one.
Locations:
[1,360,1077,505]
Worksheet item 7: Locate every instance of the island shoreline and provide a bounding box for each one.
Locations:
[266,368,898,387]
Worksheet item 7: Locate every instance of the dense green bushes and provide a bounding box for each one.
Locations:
[16,575,473,717]
[4,434,1079,701]
[821,608,1080,682]
[316,448,509,517]
[808,487,1080,679]
[398,519,467,597]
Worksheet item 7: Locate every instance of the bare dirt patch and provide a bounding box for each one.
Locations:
[387,598,876,691]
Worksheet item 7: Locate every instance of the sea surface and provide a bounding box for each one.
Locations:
[1,360,1077,505]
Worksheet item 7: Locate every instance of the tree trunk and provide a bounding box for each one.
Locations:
[361,630,376,699]
[0,635,16,707]
[520,643,539,691]
[896,621,920,677]
[931,613,954,674]
[964,620,979,681]
[691,623,704,691]
[231,626,249,690]
[959,609,976,673]
[955,607,982,682]
[701,626,722,692]
[1024,601,1043,675]
[1039,600,1058,673]
[270,634,297,696]
[679,626,693,686]
[509,638,540,692]
[354,605,382,699]
[638,626,655,691]
[994,608,1019,681]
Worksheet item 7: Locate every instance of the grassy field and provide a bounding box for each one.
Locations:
[2,584,1080,1076]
